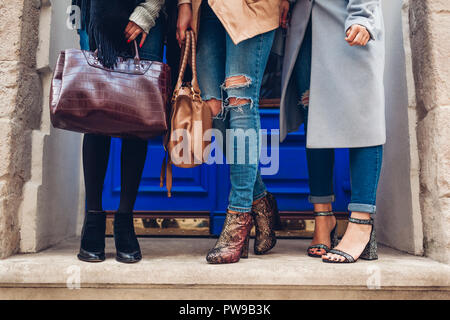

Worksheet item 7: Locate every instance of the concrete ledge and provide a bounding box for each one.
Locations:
[0,238,449,299]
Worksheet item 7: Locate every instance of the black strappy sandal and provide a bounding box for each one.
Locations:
[322,217,378,263]
[307,211,338,258]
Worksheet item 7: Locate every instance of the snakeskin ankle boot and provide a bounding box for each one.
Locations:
[206,211,253,264]
[252,193,279,255]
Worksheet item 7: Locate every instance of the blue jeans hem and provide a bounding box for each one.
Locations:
[253,190,267,202]
[348,203,377,214]
[309,195,335,204]
[228,205,252,213]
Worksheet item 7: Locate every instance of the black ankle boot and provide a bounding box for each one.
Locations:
[78,210,106,262]
[113,212,141,263]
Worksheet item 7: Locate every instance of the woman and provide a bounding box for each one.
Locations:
[74,0,165,263]
[280,0,385,263]
[177,0,290,264]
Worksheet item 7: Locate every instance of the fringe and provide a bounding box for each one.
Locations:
[74,0,144,69]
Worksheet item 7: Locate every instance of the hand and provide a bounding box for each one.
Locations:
[345,24,370,46]
[125,21,148,48]
[177,3,193,47]
[280,0,290,29]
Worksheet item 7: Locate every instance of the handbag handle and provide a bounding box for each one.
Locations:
[174,31,192,90]
[174,30,201,95]
[93,40,141,63]
[133,40,140,62]
[189,31,200,94]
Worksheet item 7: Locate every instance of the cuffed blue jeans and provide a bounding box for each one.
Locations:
[196,3,274,213]
[293,19,383,215]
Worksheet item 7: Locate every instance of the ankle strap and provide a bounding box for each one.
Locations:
[314,211,334,216]
[348,217,373,225]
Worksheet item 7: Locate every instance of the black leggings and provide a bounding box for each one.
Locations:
[83,134,148,213]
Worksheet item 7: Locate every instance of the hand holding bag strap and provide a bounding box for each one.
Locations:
[188,30,201,95]
[174,31,192,92]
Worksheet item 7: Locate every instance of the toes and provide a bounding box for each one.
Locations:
[323,253,339,261]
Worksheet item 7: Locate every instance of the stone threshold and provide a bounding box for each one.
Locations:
[0,238,449,299]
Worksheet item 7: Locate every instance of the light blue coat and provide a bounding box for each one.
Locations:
[280,0,386,148]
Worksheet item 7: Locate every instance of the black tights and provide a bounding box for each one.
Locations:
[83,134,148,213]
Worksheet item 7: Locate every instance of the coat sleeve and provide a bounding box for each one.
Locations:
[129,0,165,33]
[345,0,381,40]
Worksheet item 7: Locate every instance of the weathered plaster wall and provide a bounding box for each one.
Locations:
[408,0,450,264]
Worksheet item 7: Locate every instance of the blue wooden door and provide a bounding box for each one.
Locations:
[103,137,218,214]
[102,107,351,235]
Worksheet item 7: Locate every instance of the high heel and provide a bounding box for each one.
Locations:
[206,211,253,264]
[322,217,377,263]
[266,192,282,230]
[240,235,250,259]
[359,220,378,260]
[114,212,142,264]
[307,211,338,258]
[77,210,106,263]
[252,192,279,255]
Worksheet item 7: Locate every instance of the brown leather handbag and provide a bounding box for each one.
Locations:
[160,30,212,197]
[50,41,171,140]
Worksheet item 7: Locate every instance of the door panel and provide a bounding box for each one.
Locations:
[102,137,217,213]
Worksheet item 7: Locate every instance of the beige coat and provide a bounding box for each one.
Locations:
[182,0,281,44]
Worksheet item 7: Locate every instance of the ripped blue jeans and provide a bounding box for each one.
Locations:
[196,3,275,213]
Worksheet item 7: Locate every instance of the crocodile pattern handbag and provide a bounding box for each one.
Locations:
[50,41,171,140]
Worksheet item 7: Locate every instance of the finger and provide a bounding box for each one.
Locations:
[351,32,364,46]
[363,33,371,45]
[139,32,147,48]
[125,22,133,35]
[361,37,369,46]
[176,30,181,47]
[128,29,142,42]
[282,9,288,28]
[283,8,289,20]
[125,26,137,39]
[179,29,186,45]
[345,26,359,42]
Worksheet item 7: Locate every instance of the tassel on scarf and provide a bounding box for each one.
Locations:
[73,0,144,69]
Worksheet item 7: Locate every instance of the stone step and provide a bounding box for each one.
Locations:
[0,238,449,299]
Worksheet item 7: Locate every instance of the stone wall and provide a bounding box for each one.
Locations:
[18,0,84,253]
[408,0,450,264]
[0,0,41,258]
[0,0,83,258]
[376,0,424,255]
